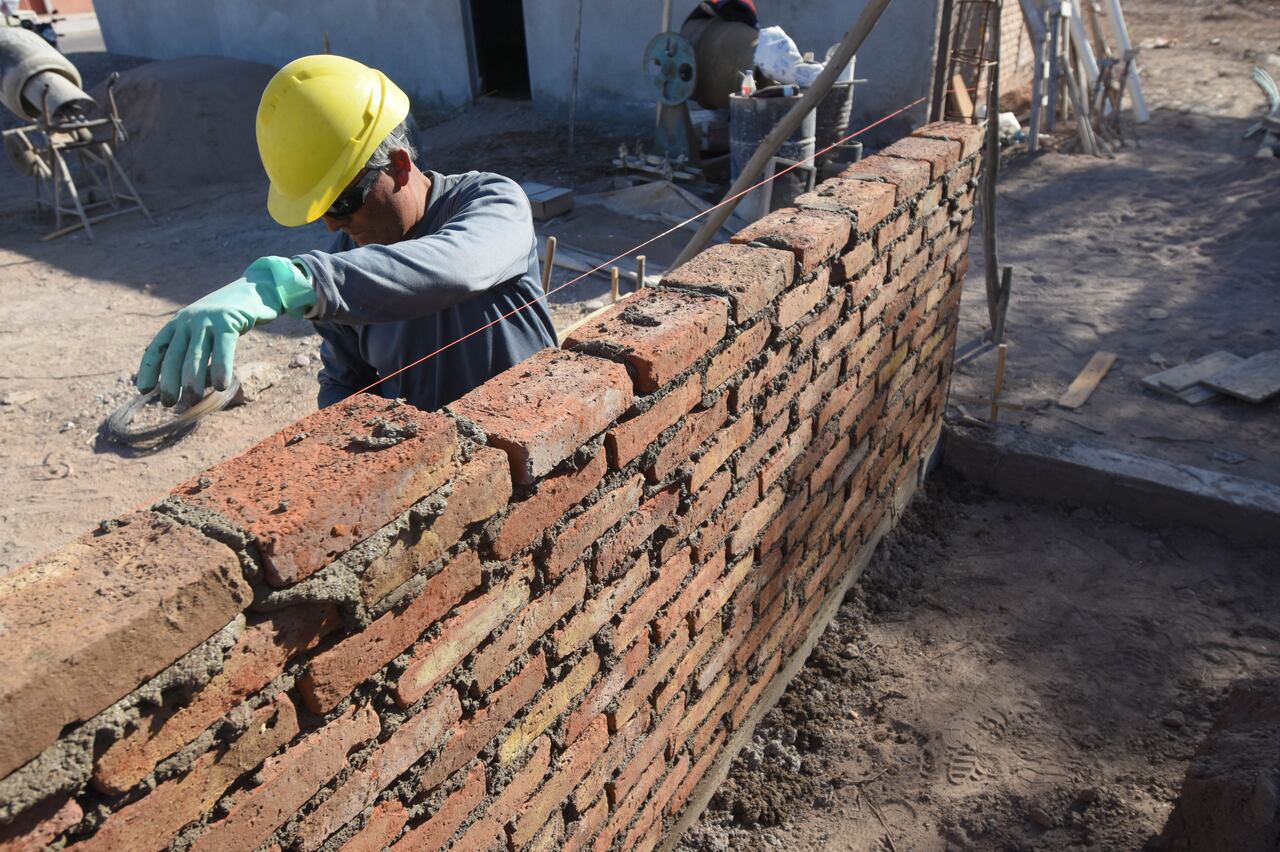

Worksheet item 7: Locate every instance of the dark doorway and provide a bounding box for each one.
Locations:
[469,0,532,98]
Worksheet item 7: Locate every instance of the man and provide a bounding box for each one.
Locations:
[136,54,557,412]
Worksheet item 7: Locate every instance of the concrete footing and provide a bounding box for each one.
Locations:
[943,422,1280,547]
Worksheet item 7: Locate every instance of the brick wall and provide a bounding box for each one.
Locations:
[0,121,982,852]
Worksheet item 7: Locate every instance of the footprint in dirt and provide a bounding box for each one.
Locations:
[945,742,989,786]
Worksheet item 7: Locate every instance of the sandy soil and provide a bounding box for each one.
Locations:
[678,473,1280,851]
[955,0,1280,485]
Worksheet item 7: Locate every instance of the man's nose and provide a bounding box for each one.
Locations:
[322,214,341,232]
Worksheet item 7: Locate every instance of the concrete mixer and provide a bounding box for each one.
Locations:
[1,26,150,240]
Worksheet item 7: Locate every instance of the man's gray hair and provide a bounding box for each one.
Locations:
[365,119,418,170]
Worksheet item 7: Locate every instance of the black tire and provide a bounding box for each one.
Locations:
[35,22,57,48]
[104,379,242,445]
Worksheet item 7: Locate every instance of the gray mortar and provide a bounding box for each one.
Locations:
[0,617,244,828]
[153,496,264,584]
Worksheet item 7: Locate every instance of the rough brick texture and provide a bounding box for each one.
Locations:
[0,123,977,852]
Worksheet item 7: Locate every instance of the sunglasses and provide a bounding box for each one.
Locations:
[325,168,382,218]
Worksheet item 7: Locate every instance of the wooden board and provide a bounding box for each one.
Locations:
[1201,350,1280,403]
[520,182,575,221]
[1140,374,1218,406]
[1148,351,1243,392]
[1058,351,1118,409]
[949,72,974,120]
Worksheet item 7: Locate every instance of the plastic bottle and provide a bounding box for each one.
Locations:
[740,69,757,97]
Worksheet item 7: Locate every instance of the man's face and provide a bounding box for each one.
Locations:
[322,168,401,247]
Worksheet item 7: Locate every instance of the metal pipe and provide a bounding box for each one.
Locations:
[1102,0,1148,122]
[671,0,894,269]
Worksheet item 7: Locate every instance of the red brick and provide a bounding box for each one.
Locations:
[923,204,949,240]
[895,248,927,292]
[0,511,250,780]
[566,634,650,745]
[296,690,461,851]
[760,355,814,424]
[913,120,985,158]
[190,703,380,852]
[848,258,887,305]
[660,242,795,323]
[361,446,511,604]
[795,177,896,232]
[758,419,814,494]
[838,239,875,282]
[499,652,600,764]
[729,489,785,557]
[791,426,836,487]
[709,677,750,741]
[705,320,772,392]
[574,707,652,814]
[732,342,791,414]
[675,672,729,751]
[338,798,409,852]
[554,553,649,658]
[546,474,645,577]
[815,310,860,370]
[732,651,783,729]
[473,565,586,691]
[513,716,610,846]
[655,618,721,710]
[879,135,961,179]
[610,633,688,732]
[760,489,808,555]
[596,752,666,852]
[529,810,566,852]
[173,396,457,586]
[876,212,909,252]
[831,437,871,494]
[916,182,945,217]
[0,796,82,852]
[889,228,924,272]
[669,730,725,818]
[387,764,483,851]
[564,289,728,393]
[625,753,690,850]
[693,551,755,627]
[595,486,680,580]
[681,470,733,540]
[77,698,298,852]
[455,737,551,850]
[95,604,336,794]
[606,375,700,469]
[689,415,754,491]
[777,268,830,329]
[854,393,888,443]
[492,449,606,560]
[416,652,547,792]
[796,290,846,353]
[840,155,930,203]
[451,348,632,485]
[693,486,757,562]
[613,547,695,651]
[654,547,726,643]
[300,552,482,714]
[697,614,749,693]
[564,797,609,852]
[650,394,729,482]
[797,357,842,419]
[735,413,788,483]
[730,207,851,274]
[393,559,533,707]
[608,698,684,806]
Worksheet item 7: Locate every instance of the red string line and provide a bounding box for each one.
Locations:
[352,92,932,398]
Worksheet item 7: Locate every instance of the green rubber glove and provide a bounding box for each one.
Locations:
[136,256,316,406]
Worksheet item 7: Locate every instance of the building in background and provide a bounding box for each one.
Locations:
[92,0,1032,144]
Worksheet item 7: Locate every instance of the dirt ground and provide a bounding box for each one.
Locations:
[954,0,1280,485]
[678,472,1280,851]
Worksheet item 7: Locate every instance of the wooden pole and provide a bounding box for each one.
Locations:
[672,0,895,269]
[991,343,1008,421]
[568,0,584,155]
[636,255,646,290]
[610,266,620,303]
[982,0,1005,335]
[541,236,557,291]
[1103,0,1149,121]
[930,0,957,122]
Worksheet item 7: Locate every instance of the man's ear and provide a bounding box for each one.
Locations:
[389,149,413,187]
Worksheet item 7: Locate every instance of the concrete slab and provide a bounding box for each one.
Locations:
[1202,350,1280,404]
[943,422,1280,547]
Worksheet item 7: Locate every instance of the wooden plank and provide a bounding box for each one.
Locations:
[1147,351,1243,392]
[949,72,974,120]
[1201,350,1280,403]
[1058,351,1117,409]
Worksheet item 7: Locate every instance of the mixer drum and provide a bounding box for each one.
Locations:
[679,14,757,111]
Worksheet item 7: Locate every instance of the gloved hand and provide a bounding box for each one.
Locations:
[136,256,316,406]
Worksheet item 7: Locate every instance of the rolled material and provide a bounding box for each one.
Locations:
[0,27,92,121]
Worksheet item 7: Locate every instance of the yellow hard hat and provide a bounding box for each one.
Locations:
[256,55,410,226]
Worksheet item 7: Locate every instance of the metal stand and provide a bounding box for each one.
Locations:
[1,72,152,241]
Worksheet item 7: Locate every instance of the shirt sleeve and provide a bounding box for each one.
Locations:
[314,321,377,408]
[295,173,534,325]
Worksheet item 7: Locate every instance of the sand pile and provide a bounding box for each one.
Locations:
[89,56,275,189]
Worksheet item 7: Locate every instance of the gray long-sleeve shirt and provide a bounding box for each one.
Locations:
[295,170,558,412]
